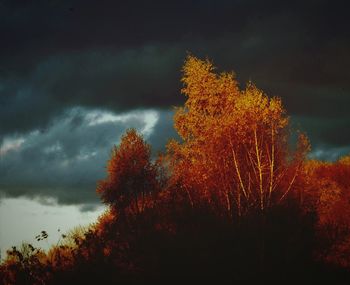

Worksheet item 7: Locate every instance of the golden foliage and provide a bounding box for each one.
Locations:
[168,55,309,217]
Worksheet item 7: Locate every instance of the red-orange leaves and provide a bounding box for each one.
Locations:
[97,129,159,215]
[168,55,309,217]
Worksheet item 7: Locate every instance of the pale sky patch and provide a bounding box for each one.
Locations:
[0,197,105,260]
[0,137,26,156]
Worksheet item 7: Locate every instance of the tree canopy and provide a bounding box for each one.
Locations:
[167,55,309,217]
[97,129,159,215]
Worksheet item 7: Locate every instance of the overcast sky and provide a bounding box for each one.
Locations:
[1,0,350,210]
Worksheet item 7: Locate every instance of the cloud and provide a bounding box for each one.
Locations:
[2,40,349,139]
[79,203,101,213]
[309,146,350,162]
[1,0,349,137]
[147,110,179,152]
[0,46,184,136]
[291,116,350,148]
[0,107,163,204]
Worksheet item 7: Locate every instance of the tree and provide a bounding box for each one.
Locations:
[97,129,159,216]
[304,156,350,269]
[167,55,310,218]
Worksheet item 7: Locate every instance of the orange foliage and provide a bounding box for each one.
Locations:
[167,55,310,217]
[97,129,159,216]
[303,156,350,269]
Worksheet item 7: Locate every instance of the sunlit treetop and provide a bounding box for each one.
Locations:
[97,129,158,214]
[175,55,288,143]
[169,55,309,214]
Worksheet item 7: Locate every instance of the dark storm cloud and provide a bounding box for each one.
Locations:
[0,46,183,136]
[292,116,350,148]
[0,107,159,204]
[1,1,349,130]
[2,38,349,139]
[147,110,179,153]
[291,116,350,161]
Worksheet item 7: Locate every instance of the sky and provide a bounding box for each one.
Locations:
[0,0,350,254]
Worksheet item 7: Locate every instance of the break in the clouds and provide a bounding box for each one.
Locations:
[0,0,349,205]
[0,107,175,204]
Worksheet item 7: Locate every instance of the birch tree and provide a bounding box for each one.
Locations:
[167,55,309,218]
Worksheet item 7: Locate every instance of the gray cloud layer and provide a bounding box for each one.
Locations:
[1,1,349,135]
[0,107,174,204]
[0,46,183,136]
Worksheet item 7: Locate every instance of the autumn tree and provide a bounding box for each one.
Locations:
[97,129,159,216]
[304,155,350,269]
[167,55,310,218]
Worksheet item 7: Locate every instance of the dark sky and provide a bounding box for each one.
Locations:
[1,0,350,205]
